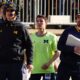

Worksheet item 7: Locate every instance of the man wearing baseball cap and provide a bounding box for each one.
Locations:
[0,2,33,80]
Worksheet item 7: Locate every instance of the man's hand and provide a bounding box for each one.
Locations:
[27,64,34,72]
[41,63,50,70]
[74,46,80,56]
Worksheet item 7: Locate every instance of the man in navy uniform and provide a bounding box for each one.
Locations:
[0,2,33,80]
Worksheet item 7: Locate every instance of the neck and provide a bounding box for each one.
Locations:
[36,30,47,36]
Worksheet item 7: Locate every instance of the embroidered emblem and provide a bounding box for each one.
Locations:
[44,40,48,43]
[13,30,18,34]
[10,3,14,7]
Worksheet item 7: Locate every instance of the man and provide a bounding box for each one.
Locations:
[29,15,59,80]
[0,2,33,80]
[56,13,80,80]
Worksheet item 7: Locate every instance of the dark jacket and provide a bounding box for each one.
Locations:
[58,26,80,63]
[0,19,33,64]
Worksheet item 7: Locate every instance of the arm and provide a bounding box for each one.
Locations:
[42,33,59,70]
[47,51,60,65]
[42,50,60,70]
[74,46,80,56]
[26,34,33,71]
[22,26,33,71]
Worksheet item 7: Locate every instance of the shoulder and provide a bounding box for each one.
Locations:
[62,26,74,35]
[47,32,57,38]
[46,32,58,41]
[13,21,27,30]
[14,21,24,27]
[64,26,74,32]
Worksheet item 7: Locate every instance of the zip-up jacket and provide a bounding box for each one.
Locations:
[0,19,33,64]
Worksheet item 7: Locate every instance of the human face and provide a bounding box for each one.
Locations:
[5,9,16,21]
[76,15,80,27]
[36,17,47,30]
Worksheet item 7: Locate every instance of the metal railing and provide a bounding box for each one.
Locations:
[3,0,80,23]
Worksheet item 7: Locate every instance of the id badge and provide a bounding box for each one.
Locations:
[45,73,51,80]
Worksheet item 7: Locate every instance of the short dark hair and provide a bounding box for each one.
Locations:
[36,15,47,21]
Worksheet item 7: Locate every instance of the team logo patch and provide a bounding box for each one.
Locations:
[13,30,18,34]
[44,40,48,43]
[10,4,14,7]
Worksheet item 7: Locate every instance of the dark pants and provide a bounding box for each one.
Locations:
[56,62,80,80]
[0,62,23,80]
[29,73,56,80]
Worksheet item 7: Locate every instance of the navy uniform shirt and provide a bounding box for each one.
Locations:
[58,26,80,63]
[0,19,33,64]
